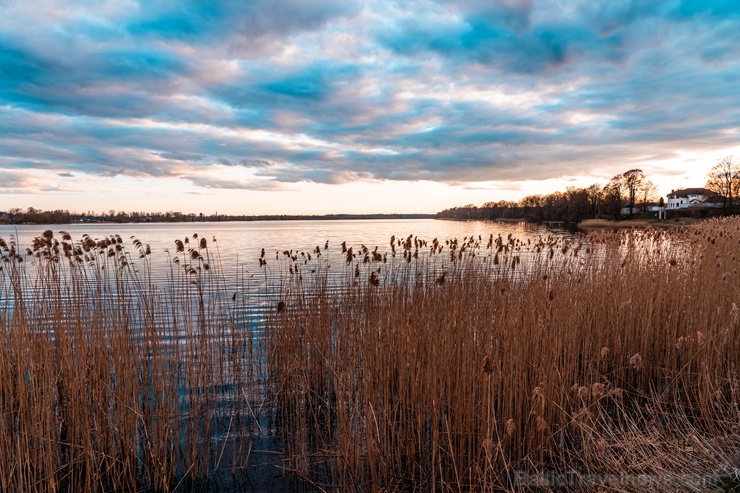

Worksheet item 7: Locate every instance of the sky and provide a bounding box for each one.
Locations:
[1,0,740,215]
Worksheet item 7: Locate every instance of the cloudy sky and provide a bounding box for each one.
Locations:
[1,0,739,215]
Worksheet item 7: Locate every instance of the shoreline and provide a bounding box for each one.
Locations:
[578,218,700,229]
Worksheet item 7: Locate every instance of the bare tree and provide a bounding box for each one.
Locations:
[639,179,657,213]
[585,184,603,218]
[622,169,645,216]
[603,175,625,220]
[7,207,22,224]
[706,156,740,215]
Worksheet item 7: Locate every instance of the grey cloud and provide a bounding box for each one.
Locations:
[0,169,37,188]
[156,152,207,162]
[183,175,286,191]
[216,158,276,167]
[1,0,739,194]
[128,0,361,42]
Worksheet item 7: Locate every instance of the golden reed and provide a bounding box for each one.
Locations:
[3,219,740,492]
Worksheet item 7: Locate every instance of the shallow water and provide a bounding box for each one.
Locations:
[0,218,570,268]
[1,219,574,313]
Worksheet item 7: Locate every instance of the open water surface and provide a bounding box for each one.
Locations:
[0,218,571,272]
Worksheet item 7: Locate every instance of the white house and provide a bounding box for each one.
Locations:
[667,188,723,209]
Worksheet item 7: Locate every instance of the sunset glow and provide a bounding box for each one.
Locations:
[2,1,739,214]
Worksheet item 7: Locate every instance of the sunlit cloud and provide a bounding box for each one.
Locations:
[1,0,740,213]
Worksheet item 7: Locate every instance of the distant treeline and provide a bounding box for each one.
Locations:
[437,170,662,223]
[0,207,434,225]
[436,187,601,223]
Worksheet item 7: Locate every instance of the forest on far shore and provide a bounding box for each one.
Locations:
[437,161,738,223]
[437,169,658,224]
[0,209,433,225]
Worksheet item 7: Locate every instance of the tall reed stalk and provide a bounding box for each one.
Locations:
[3,220,740,492]
[0,231,258,492]
[267,220,740,492]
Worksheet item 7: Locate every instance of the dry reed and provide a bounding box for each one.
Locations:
[4,219,740,492]
[266,218,740,492]
[0,231,259,492]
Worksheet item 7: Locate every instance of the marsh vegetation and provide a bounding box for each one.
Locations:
[2,219,740,492]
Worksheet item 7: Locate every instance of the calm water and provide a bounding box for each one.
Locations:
[0,218,570,272]
[0,218,574,331]
[0,219,575,327]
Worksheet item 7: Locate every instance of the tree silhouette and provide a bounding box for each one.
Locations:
[622,169,645,216]
[603,175,625,220]
[706,156,740,216]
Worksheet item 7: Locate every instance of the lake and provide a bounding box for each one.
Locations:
[0,219,577,312]
[0,218,571,276]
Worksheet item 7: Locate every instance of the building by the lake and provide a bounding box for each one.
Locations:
[667,188,723,210]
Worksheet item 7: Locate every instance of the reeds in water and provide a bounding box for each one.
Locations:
[0,231,259,492]
[3,220,740,492]
[267,219,740,492]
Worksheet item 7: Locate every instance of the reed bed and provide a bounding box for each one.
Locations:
[267,220,740,492]
[0,231,259,493]
[2,220,740,492]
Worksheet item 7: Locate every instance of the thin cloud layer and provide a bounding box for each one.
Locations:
[1,0,739,204]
